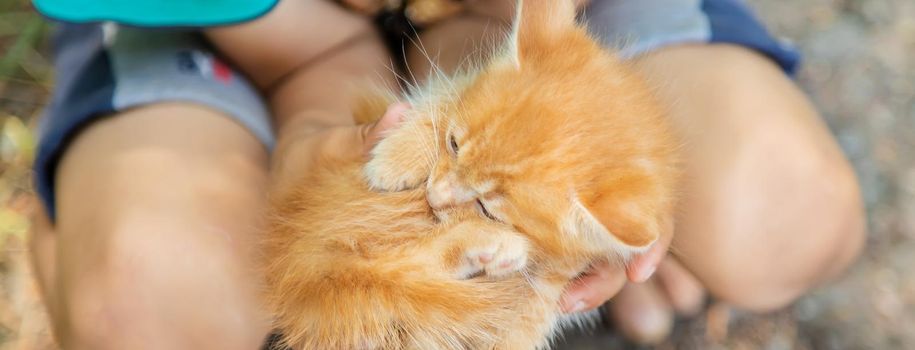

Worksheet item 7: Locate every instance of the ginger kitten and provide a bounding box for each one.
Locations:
[263,0,679,349]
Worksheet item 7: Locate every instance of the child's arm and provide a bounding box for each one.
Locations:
[203,0,400,186]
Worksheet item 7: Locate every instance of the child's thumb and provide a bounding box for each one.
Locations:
[361,102,410,154]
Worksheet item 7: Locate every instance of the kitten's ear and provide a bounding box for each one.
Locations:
[563,194,659,256]
[509,0,578,65]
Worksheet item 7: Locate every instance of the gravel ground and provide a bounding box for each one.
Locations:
[1,0,913,349]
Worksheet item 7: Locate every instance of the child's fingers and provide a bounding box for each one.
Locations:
[560,260,626,313]
[295,102,409,166]
[361,102,411,154]
[626,218,675,283]
[272,103,409,191]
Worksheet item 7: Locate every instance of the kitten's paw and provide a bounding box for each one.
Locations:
[364,154,428,191]
[456,232,529,279]
[363,119,435,191]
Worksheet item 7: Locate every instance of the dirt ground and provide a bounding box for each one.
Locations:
[1,0,913,349]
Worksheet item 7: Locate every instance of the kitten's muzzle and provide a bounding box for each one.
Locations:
[427,182,454,211]
[427,175,475,211]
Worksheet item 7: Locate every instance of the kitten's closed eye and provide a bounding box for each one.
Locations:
[448,135,460,155]
[475,199,498,221]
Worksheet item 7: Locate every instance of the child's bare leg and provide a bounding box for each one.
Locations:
[30,104,271,349]
[607,43,866,343]
[30,1,400,347]
[629,44,866,310]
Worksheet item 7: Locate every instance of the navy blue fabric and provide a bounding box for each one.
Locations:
[35,24,116,220]
[702,0,801,75]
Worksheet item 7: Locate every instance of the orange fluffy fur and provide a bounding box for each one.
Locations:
[263,0,679,349]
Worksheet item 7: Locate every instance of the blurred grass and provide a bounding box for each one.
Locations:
[0,0,57,348]
[0,0,51,87]
[1,0,48,236]
[0,17,45,79]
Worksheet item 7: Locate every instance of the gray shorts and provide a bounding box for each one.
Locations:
[35,0,800,219]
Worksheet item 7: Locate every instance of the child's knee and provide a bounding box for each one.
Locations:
[56,221,267,349]
[685,144,865,312]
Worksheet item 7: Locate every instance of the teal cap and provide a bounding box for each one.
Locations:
[33,0,279,27]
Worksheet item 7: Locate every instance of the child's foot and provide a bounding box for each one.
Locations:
[606,258,706,345]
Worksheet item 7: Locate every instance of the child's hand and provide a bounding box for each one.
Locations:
[559,219,674,313]
[270,103,410,191]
